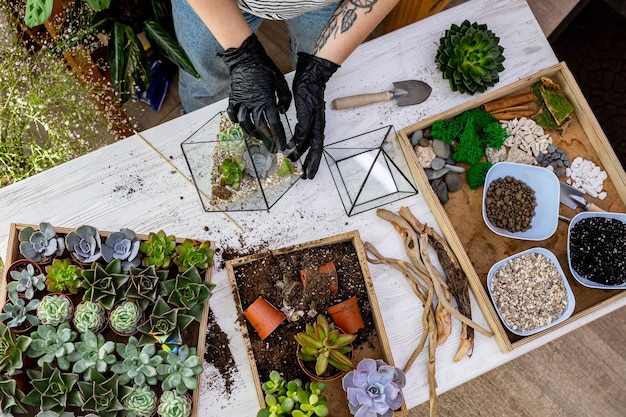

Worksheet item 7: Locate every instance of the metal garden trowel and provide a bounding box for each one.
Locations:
[559,182,605,212]
[331,80,432,110]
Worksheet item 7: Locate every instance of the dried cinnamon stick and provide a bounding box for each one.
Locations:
[482,91,536,113]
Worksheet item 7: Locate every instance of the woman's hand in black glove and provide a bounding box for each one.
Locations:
[219,34,291,153]
[287,52,339,179]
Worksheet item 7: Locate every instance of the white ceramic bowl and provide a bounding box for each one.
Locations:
[482,162,560,240]
[567,211,626,289]
[487,247,575,336]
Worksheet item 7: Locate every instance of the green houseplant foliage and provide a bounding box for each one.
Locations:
[22,362,82,413]
[126,264,169,311]
[0,290,40,329]
[8,262,46,299]
[157,390,192,417]
[161,266,215,321]
[123,385,158,417]
[0,322,32,376]
[18,222,65,262]
[111,335,163,386]
[435,20,505,95]
[109,301,142,335]
[257,372,329,417]
[65,225,102,264]
[137,296,194,346]
[44,258,83,294]
[156,345,203,395]
[82,259,130,310]
[140,230,177,268]
[37,294,73,326]
[67,330,117,379]
[173,239,214,271]
[76,369,131,417]
[218,157,245,190]
[0,375,28,416]
[27,323,77,370]
[294,314,355,376]
[73,301,106,333]
[101,228,142,271]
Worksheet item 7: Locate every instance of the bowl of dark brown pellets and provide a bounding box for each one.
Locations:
[568,211,626,289]
[488,247,575,336]
[482,162,560,240]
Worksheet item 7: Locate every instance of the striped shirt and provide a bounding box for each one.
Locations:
[237,0,340,20]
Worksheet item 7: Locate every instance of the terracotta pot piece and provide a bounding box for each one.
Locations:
[326,295,364,335]
[243,296,286,340]
[299,261,339,294]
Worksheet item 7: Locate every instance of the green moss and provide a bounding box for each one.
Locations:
[453,120,484,165]
[542,88,574,125]
[532,110,560,131]
[430,119,463,144]
[466,161,493,190]
[481,123,508,149]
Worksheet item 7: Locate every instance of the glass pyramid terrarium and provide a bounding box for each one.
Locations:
[181,112,301,212]
[323,125,418,216]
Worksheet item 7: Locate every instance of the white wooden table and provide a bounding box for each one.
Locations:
[3,0,622,414]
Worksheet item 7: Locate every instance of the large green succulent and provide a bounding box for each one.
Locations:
[44,258,83,294]
[218,157,245,190]
[0,322,32,376]
[77,369,130,417]
[123,385,158,417]
[156,345,203,395]
[126,264,168,311]
[27,323,77,370]
[82,259,130,310]
[111,336,163,386]
[435,20,505,95]
[157,390,192,417]
[161,266,215,322]
[109,301,142,335]
[139,230,177,268]
[73,301,106,334]
[0,375,28,416]
[67,331,117,379]
[37,294,73,326]
[22,362,82,413]
[137,296,194,346]
[173,240,214,271]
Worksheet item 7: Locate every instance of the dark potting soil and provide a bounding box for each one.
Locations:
[569,216,626,285]
[204,307,238,394]
[231,241,378,384]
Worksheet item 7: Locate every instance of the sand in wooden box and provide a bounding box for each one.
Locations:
[396,62,626,352]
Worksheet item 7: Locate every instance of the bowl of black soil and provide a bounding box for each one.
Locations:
[567,211,626,289]
[482,162,560,240]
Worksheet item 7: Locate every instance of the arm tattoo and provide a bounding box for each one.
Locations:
[311,0,379,55]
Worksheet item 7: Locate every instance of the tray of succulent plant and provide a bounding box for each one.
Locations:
[0,222,216,417]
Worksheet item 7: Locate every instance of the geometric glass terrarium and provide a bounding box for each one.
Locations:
[323,125,418,216]
[181,111,302,212]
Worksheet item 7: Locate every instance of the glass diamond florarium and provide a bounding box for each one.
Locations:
[323,125,418,216]
[181,112,302,212]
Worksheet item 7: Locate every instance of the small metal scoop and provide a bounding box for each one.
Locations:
[331,80,432,110]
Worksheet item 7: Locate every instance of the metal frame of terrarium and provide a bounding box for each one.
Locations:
[323,125,418,216]
[181,111,302,212]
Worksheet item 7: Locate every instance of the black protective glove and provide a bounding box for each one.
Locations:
[287,52,339,179]
[218,34,291,153]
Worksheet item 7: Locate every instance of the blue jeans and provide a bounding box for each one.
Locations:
[171,0,339,113]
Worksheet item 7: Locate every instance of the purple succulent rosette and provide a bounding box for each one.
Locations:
[342,358,406,417]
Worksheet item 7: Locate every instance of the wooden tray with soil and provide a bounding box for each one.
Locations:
[396,62,626,352]
[225,231,408,416]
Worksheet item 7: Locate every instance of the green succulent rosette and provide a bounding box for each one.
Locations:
[123,385,158,417]
[73,301,106,333]
[82,259,130,310]
[137,296,194,347]
[157,390,192,417]
[161,267,216,322]
[109,301,142,335]
[37,294,73,326]
[22,362,82,413]
[126,265,169,311]
[77,369,131,417]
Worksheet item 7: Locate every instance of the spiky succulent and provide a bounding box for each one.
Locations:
[82,259,130,310]
[161,266,215,322]
[22,362,82,413]
[67,331,117,379]
[27,323,77,370]
[65,225,102,264]
[123,385,158,417]
[126,264,169,311]
[101,228,142,271]
[173,239,214,271]
[435,20,505,95]
[139,230,177,268]
[18,222,65,262]
[37,294,73,327]
[137,296,194,346]
[0,375,28,416]
[7,261,46,299]
[157,390,192,417]
[109,301,142,335]
[111,336,163,386]
[0,322,32,376]
[73,301,106,333]
[77,369,130,417]
[0,290,40,329]
[156,345,203,395]
[44,258,83,294]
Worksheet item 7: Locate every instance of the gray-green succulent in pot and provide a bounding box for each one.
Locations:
[22,362,82,413]
[124,385,158,417]
[73,301,107,334]
[26,322,77,370]
[156,345,203,395]
[0,375,28,416]
[0,290,40,330]
[65,224,102,264]
[109,301,142,336]
[7,262,46,299]
[76,369,131,417]
[82,259,130,310]
[0,321,33,376]
[18,222,65,263]
[126,264,169,312]
[111,335,163,386]
[67,330,116,379]
[157,390,192,417]
[37,294,73,326]
[101,228,142,271]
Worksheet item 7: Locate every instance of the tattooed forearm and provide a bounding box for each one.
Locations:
[311,0,379,55]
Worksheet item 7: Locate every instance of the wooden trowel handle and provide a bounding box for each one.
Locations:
[331,91,392,110]
[587,202,605,212]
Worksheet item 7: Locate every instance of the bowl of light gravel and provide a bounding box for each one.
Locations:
[482,162,560,240]
[567,211,626,289]
[487,247,575,336]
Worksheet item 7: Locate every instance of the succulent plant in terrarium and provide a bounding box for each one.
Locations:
[173,239,214,271]
[73,301,106,333]
[342,358,406,417]
[218,125,247,155]
[18,222,65,263]
[44,258,83,294]
[0,290,40,329]
[37,294,73,326]
[0,375,28,416]
[157,345,203,395]
[109,301,142,335]
[0,322,32,376]
[243,142,276,178]
[140,230,177,268]
[126,264,169,311]
[157,390,192,417]
[295,314,355,376]
[22,362,82,413]
[101,228,142,271]
[218,157,245,189]
[111,335,163,386]
[8,262,46,299]
[278,158,295,177]
[161,266,216,321]
[82,259,130,310]
[123,385,158,417]
[76,369,131,417]
[27,322,77,370]
[137,296,194,346]
[67,330,116,379]
[65,224,103,264]
[435,20,505,95]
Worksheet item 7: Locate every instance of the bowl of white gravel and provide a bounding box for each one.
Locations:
[487,247,575,336]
